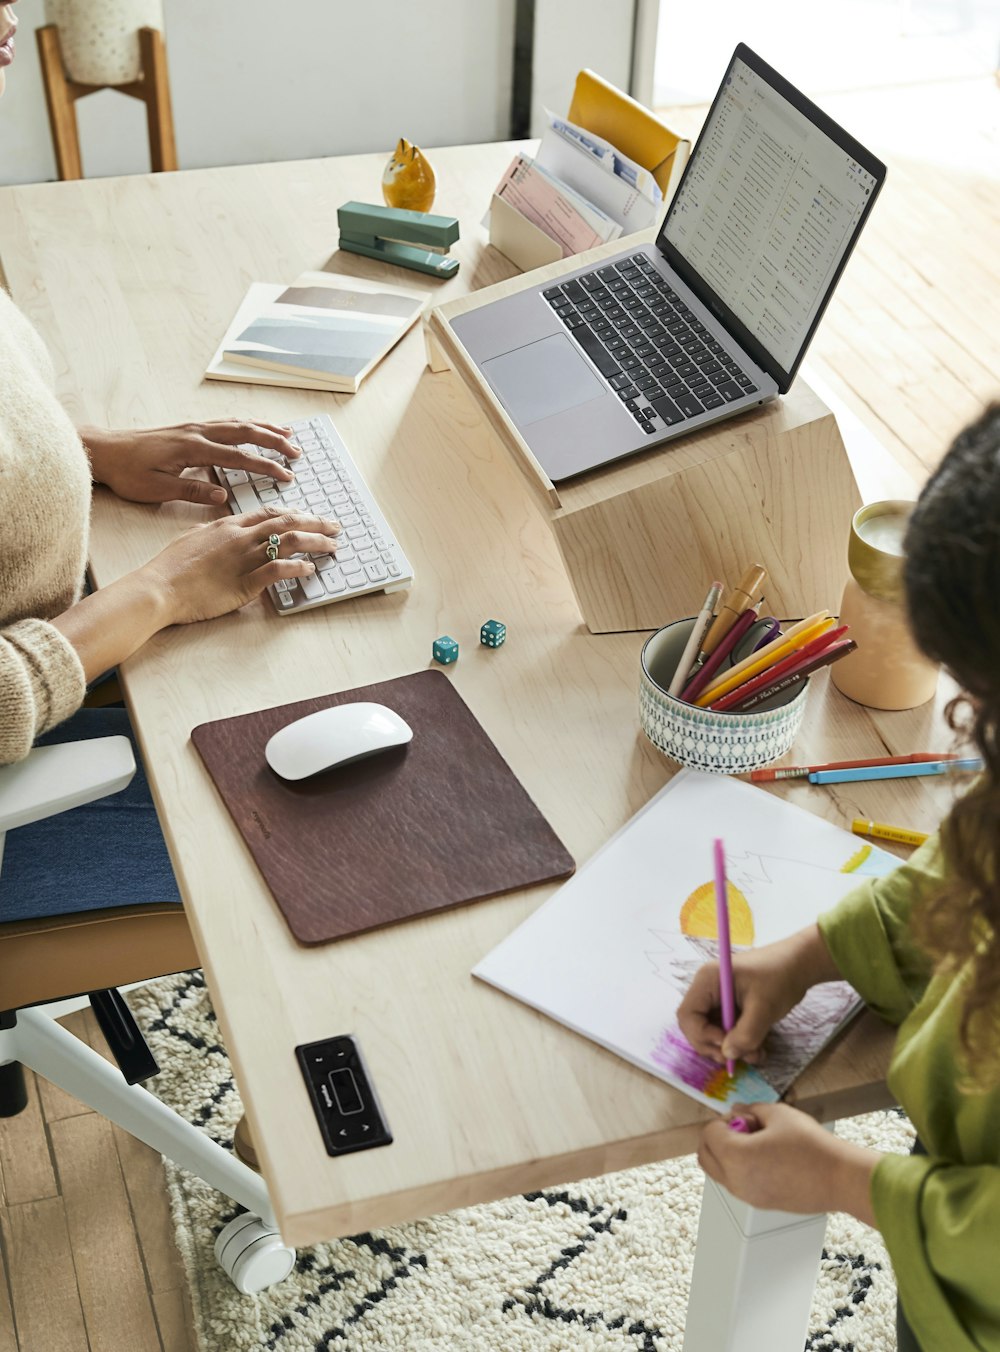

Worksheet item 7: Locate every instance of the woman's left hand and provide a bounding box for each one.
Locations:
[80,419,304,506]
[697,1102,880,1222]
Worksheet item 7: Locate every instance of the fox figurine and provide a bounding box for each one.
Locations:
[381,138,436,213]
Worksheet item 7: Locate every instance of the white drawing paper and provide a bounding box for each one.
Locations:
[473,769,899,1112]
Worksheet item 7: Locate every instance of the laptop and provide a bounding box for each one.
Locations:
[451,44,886,483]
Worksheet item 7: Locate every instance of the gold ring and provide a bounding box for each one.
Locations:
[265,532,280,563]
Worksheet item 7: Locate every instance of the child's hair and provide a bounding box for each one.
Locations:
[903,403,1000,1087]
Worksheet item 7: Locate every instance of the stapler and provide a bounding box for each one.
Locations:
[337,201,460,279]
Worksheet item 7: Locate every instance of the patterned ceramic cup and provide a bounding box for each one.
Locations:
[639,617,810,774]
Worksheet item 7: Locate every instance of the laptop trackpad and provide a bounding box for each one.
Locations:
[481,334,606,426]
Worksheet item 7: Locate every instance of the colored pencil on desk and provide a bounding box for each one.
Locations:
[709,625,849,712]
[680,605,759,704]
[751,753,961,783]
[723,639,856,712]
[668,581,724,697]
[694,611,833,707]
[809,757,983,784]
[852,819,930,848]
[713,837,737,1077]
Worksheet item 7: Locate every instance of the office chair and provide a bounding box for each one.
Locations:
[0,735,295,1293]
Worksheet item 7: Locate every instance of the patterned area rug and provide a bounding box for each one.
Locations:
[127,972,913,1352]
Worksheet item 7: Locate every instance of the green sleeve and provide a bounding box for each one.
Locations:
[872,1151,1000,1350]
[817,837,944,1025]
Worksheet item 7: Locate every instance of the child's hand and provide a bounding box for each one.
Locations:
[677,924,842,1066]
[697,1102,879,1223]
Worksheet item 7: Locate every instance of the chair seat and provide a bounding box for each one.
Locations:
[0,902,198,1010]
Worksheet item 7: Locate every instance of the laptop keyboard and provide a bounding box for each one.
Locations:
[542,252,759,436]
[215,413,414,615]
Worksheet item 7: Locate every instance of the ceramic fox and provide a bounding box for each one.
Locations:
[381,138,436,213]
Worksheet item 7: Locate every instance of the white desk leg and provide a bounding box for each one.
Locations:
[682,1177,827,1352]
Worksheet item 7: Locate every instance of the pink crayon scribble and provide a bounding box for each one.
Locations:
[650,1026,734,1100]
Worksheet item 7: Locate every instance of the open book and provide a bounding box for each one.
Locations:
[473,769,898,1112]
[206,271,425,394]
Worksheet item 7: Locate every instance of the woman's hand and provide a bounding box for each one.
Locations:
[141,506,341,625]
[80,419,303,506]
[677,925,842,1066]
[697,1102,880,1223]
[53,507,341,684]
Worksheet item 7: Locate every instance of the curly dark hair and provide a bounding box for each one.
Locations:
[903,403,1000,1088]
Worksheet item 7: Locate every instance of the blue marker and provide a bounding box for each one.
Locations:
[809,757,983,785]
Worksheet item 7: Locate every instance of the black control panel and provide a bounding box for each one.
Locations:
[295,1035,393,1157]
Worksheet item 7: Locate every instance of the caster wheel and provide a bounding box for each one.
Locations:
[215,1213,296,1293]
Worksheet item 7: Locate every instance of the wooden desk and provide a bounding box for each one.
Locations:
[0,142,956,1343]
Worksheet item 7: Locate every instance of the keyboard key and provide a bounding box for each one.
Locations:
[675,392,706,418]
[323,572,348,595]
[275,588,295,608]
[701,393,725,409]
[651,394,685,426]
[562,280,587,304]
[543,286,563,299]
[365,562,389,584]
[231,483,260,513]
[717,380,746,402]
[299,571,325,601]
[346,573,367,589]
[639,420,656,434]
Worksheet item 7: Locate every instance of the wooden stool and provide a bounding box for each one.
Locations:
[36,23,177,179]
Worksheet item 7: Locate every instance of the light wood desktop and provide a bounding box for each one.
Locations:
[0,143,955,1346]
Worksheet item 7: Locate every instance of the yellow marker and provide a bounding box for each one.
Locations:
[852,819,930,848]
[695,612,833,707]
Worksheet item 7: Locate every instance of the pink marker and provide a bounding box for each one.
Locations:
[714,836,736,1076]
[727,1116,751,1133]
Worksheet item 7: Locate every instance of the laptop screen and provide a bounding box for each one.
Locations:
[658,45,885,390]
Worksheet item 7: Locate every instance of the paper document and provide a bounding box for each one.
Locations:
[494,155,617,258]
[537,110,661,230]
[474,769,898,1113]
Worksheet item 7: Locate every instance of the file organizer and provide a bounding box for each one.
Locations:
[489,69,691,273]
[424,234,862,634]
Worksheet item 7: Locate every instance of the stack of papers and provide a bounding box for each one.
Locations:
[205,271,425,395]
[490,110,662,260]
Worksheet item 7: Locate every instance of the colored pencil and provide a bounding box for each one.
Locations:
[713,837,736,1077]
[681,605,760,704]
[852,819,930,848]
[723,639,856,712]
[694,611,833,707]
[667,581,724,696]
[809,757,983,784]
[751,753,961,783]
[709,625,848,712]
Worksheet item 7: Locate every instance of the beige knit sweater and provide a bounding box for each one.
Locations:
[0,287,92,763]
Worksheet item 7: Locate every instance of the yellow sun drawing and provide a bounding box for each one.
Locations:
[680,880,755,946]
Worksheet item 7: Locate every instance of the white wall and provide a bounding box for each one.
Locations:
[0,0,519,185]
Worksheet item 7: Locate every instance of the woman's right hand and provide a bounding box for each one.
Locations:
[677,924,840,1066]
[140,506,342,625]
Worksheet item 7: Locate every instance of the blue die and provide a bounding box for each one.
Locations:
[432,635,459,665]
[480,619,506,648]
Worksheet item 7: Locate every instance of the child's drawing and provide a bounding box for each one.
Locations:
[473,769,899,1114]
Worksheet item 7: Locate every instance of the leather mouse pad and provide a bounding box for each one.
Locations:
[191,670,575,945]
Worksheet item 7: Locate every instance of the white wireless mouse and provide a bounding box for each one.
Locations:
[264,702,413,781]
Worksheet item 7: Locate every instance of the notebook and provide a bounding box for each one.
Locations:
[206,271,425,394]
[450,43,886,483]
[191,670,574,945]
[473,768,898,1112]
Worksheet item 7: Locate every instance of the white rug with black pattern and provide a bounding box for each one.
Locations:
[128,972,913,1352]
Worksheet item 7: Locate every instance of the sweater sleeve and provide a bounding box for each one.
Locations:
[0,618,87,763]
[872,1151,1000,1350]
[817,838,944,1025]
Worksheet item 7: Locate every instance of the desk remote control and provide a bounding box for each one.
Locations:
[295,1035,392,1156]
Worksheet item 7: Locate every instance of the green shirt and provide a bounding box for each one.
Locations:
[819,836,1000,1352]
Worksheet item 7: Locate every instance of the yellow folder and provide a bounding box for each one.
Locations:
[568,68,689,200]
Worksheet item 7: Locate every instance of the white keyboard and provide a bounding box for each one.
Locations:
[214,413,414,615]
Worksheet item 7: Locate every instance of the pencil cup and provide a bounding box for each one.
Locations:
[639,618,810,774]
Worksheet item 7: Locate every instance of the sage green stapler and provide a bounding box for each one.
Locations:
[337,201,460,279]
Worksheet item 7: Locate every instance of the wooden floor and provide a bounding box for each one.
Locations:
[1,76,997,1352]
